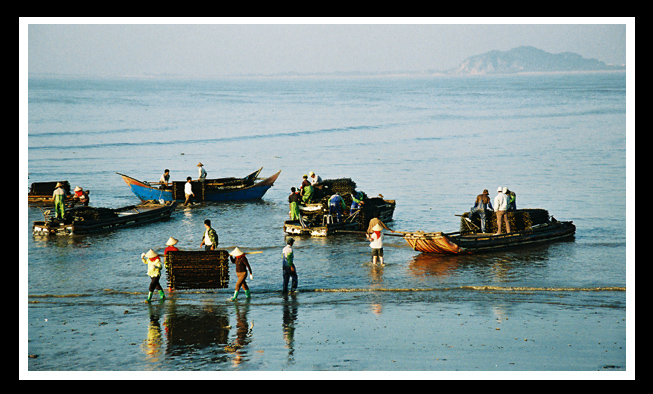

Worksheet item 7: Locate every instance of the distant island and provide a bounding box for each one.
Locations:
[445,45,625,75]
[246,46,625,78]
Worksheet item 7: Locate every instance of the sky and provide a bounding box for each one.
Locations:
[21,18,631,78]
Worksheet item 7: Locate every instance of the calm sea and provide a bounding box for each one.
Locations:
[24,72,628,373]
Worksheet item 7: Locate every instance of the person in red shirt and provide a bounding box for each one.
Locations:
[164,237,179,255]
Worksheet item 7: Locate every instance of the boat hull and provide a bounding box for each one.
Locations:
[33,201,177,235]
[404,221,576,254]
[118,169,280,202]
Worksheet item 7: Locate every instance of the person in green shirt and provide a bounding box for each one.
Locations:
[52,182,66,220]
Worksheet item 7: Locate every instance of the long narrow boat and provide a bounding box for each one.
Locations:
[403,219,575,254]
[32,201,177,235]
[117,168,280,202]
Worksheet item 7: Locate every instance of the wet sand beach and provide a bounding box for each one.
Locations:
[26,285,626,374]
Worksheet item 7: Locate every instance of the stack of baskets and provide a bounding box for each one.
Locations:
[165,250,230,290]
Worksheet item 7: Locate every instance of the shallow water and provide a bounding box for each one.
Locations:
[24,72,628,373]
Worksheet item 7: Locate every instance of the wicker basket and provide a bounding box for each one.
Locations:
[165,250,230,290]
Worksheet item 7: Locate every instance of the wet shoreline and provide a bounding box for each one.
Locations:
[26,288,626,373]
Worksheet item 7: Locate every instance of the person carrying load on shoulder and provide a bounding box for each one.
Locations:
[229,247,253,301]
[366,210,394,234]
[366,224,385,266]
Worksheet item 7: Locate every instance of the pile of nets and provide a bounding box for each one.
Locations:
[70,207,117,221]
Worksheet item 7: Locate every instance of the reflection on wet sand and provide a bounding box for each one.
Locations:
[282,294,299,365]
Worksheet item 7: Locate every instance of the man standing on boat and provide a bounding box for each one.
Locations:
[493,187,511,235]
[52,182,66,220]
[469,189,493,233]
[159,169,170,189]
[200,219,219,251]
[197,162,207,182]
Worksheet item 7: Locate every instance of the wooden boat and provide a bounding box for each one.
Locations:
[284,197,396,236]
[117,168,281,202]
[403,219,576,254]
[32,201,177,235]
[28,181,73,204]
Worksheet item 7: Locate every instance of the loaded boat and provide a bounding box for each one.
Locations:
[283,178,396,237]
[117,167,281,202]
[402,209,575,254]
[32,200,177,235]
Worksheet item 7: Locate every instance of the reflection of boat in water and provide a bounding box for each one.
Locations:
[32,201,177,235]
[118,167,280,202]
[403,219,575,254]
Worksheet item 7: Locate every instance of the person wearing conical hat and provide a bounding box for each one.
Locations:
[197,162,207,182]
[52,182,67,220]
[228,247,253,301]
[163,237,179,272]
[366,223,385,266]
[72,186,90,207]
[141,249,165,302]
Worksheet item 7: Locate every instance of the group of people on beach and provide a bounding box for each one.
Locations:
[468,187,517,234]
[141,218,298,303]
[141,202,394,303]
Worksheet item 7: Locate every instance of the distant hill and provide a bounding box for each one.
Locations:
[447,46,625,75]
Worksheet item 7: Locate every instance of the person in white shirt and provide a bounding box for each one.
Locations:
[493,187,511,235]
[159,169,170,189]
[309,171,322,185]
[282,238,298,294]
[184,177,194,206]
[367,224,384,265]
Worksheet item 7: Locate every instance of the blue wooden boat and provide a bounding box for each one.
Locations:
[117,168,280,202]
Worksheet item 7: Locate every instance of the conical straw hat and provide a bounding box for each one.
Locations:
[166,237,178,246]
[229,247,244,257]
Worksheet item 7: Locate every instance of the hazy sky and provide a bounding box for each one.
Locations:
[22,18,631,78]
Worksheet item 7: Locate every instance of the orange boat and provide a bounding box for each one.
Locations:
[403,219,575,254]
